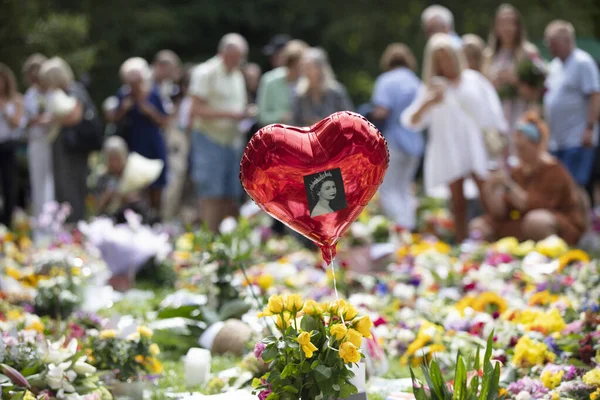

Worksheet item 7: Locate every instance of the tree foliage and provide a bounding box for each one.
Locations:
[1,0,599,105]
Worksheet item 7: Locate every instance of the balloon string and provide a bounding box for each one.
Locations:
[329,248,345,325]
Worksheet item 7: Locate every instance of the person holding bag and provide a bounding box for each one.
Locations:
[38,57,101,223]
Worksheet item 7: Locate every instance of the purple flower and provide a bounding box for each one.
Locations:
[507,377,548,397]
[254,342,266,360]
[563,365,577,381]
[258,389,272,400]
[543,336,561,355]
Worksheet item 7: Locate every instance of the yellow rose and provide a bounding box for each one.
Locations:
[258,274,274,290]
[330,299,348,315]
[149,343,160,356]
[286,294,304,312]
[342,305,359,320]
[137,326,153,338]
[297,331,318,358]
[99,329,117,339]
[339,342,361,364]
[346,329,362,347]
[302,300,323,316]
[267,295,285,314]
[354,316,373,338]
[275,313,291,330]
[330,324,348,340]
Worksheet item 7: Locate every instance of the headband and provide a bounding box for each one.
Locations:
[517,122,541,143]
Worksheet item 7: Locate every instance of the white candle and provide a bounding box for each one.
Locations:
[184,348,211,387]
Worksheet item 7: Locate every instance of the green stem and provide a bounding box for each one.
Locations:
[239,261,275,336]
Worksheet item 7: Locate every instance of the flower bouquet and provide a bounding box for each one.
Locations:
[253,294,372,400]
[88,326,162,383]
[0,336,111,400]
[410,333,505,400]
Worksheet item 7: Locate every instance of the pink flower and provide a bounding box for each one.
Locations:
[258,389,272,400]
[254,342,266,360]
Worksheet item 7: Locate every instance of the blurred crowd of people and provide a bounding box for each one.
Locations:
[0,3,598,247]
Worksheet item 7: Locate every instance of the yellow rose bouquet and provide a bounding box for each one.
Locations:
[253,294,372,400]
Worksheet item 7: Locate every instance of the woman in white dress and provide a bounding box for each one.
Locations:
[402,33,507,242]
[23,54,54,219]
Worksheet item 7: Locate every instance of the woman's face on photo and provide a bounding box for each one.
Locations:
[318,180,336,201]
[434,49,459,80]
[496,10,518,45]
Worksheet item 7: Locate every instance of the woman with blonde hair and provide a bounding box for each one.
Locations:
[402,33,507,242]
[371,43,422,230]
[38,56,99,223]
[462,34,486,72]
[107,57,169,221]
[483,4,538,134]
[470,112,586,245]
[0,63,24,227]
[292,47,353,126]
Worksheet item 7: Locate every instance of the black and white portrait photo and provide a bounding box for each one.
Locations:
[304,168,347,218]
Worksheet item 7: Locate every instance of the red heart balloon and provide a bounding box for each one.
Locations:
[240,111,389,264]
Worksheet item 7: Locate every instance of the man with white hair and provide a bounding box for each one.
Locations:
[421,5,462,48]
[188,33,251,231]
[544,20,600,187]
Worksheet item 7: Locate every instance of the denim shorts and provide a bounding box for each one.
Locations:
[190,132,243,199]
[553,147,596,186]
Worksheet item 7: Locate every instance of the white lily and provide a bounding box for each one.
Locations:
[47,361,77,393]
[41,337,78,364]
[73,356,97,375]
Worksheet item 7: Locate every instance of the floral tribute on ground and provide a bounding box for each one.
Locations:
[253,294,372,400]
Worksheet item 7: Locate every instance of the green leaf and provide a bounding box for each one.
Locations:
[453,354,467,400]
[420,362,439,399]
[468,375,479,399]
[280,364,297,379]
[156,305,200,320]
[301,315,318,332]
[474,345,481,372]
[314,365,332,382]
[261,345,279,362]
[301,362,312,373]
[430,360,450,398]
[218,299,252,320]
[283,385,299,394]
[266,392,279,400]
[339,382,358,398]
[410,368,429,400]
[486,363,501,400]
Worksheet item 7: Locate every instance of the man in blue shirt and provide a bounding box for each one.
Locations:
[371,44,423,230]
[543,20,600,186]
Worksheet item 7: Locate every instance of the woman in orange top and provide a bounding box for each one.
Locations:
[470,112,586,245]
